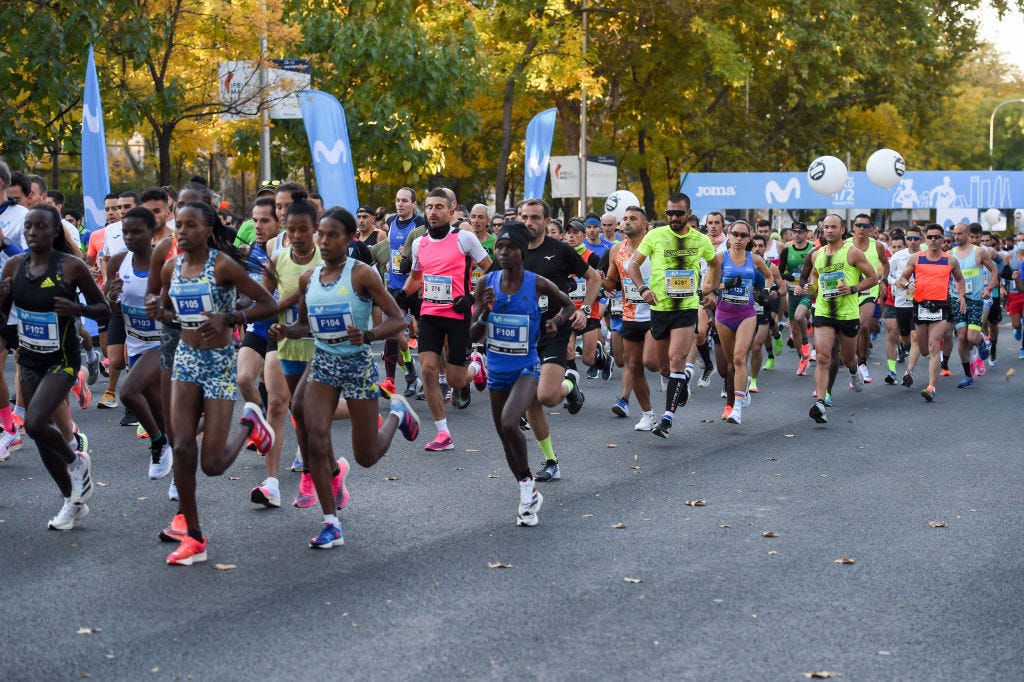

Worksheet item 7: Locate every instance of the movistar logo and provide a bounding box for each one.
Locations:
[695,185,736,198]
[765,178,801,204]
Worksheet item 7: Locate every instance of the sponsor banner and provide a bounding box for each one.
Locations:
[299,90,359,213]
[219,59,311,121]
[549,155,617,198]
[680,171,1024,214]
[523,108,557,200]
[936,208,978,230]
[81,45,110,234]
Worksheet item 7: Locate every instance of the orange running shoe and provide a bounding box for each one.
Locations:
[159,513,187,543]
[71,370,92,409]
[721,406,732,420]
[167,535,208,566]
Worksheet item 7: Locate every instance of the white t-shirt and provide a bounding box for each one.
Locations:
[888,248,916,308]
[410,229,488,272]
[103,220,127,258]
[0,201,28,263]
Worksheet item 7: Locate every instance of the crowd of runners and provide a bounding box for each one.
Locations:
[1,159,1022,565]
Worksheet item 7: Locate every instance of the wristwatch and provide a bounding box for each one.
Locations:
[580,304,592,315]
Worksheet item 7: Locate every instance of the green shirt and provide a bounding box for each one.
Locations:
[813,241,860,321]
[636,226,717,312]
[234,218,256,246]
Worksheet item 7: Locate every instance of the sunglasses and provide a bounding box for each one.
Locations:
[730,232,750,238]
[665,210,689,217]
[854,223,871,228]
[926,235,943,240]
[906,235,921,241]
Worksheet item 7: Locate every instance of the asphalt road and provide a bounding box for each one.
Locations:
[1,337,1022,681]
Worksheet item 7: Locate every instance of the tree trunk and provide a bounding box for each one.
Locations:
[157,126,174,186]
[494,37,539,214]
[50,142,60,191]
[637,128,655,218]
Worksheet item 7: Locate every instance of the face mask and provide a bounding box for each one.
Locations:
[1016,242,1024,251]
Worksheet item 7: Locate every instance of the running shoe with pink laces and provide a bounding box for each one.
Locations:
[424,431,453,452]
[332,458,350,510]
[167,535,207,565]
[293,472,317,508]
[471,351,488,391]
[240,402,275,455]
[159,513,187,542]
[71,369,92,409]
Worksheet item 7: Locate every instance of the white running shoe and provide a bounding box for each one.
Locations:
[69,452,93,504]
[634,412,659,431]
[290,448,304,472]
[48,499,89,531]
[516,478,543,527]
[168,478,179,501]
[859,364,872,384]
[0,429,22,462]
[149,443,173,479]
[727,404,742,424]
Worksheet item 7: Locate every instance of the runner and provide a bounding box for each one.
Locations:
[400,188,491,451]
[849,214,889,386]
[948,222,998,388]
[748,234,787,394]
[156,201,278,565]
[625,193,721,438]
[471,222,572,525]
[778,222,816,375]
[103,207,172,479]
[383,187,425,397]
[884,226,921,386]
[274,207,420,549]
[0,204,109,530]
[805,214,877,423]
[894,224,966,402]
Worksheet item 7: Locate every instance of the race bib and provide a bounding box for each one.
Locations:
[423,274,453,304]
[123,304,161,341]
[722,277,752,305]
[754,302,764,315]
[819,271,845,299]
[390,249,402,272]
[918,304,942,322]
[15,307,59,353]
[623,277,644,304]
[308,301,355,344]
[487,313,529,356]
[169,280,213,329]
[538,295,549,313]
[569,277,586,302]
[285,304,301,326]
[471,267,484,283]
[665,269,695,298]
[609,293,623,316]
[964,279,973,295]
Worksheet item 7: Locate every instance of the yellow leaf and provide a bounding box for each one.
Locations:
[767,550,779,556]
[606,443,617,448]
[834,557,855,565]
[487,561,512,569]
[212,563,237,570]
[928,521,948,528]
[623,577,641,583]
[685,500,707,506]
[96,482,109,487]
[1005,368,1015,381]
[611,522,627,529]
[761,531,779,538]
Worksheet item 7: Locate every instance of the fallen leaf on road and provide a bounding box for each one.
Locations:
[784,434,795,438]
[487,561,512,569]
[76,627,102,635]
[454,467,464,471]
[928,521,948,528]
[97,482,109,487]
[136,497,148,501]
[685,500,707,507]
[1005,368,1015,381]
[606,443,617,448]
[768,550,779,556]
[465,449,480,452]
[802,672,840,679]
[623,577,641,583]
[487,474,498,479]
[212,563,237,571]
[766,457,777,462]
[227,476,240,481]
[761,531,779,538]
[611,522,627,529]
[581,513,594,518]
[383,476,399,481]
[834,557,855,565]
[80,674,91,679]
[719,524,731,528]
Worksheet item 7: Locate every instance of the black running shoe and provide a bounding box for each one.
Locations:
[564,370,584,415]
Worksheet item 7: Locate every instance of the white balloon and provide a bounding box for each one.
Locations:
[807,156,849,195]
[604,190,640,221]
[865,148,906,189]
[984,208,1001,226]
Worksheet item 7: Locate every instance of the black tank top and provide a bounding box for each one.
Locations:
[12,253,81,368]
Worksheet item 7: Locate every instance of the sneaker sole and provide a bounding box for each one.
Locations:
[611,405,628,417]
[48,504,89,531]
[310,537,345,549]
[251,488,282,508]
[167,551,208,566]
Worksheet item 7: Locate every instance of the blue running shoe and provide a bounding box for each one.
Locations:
[612,398,629,418]
[390,395,420,441]
[823,392,833,407]
[978,338,990,361]
[1015,327,1022,341]
[309,523,344,549]
[957,377,974,389]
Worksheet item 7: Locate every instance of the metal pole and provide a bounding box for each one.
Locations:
[578,0,587,216]
[258,1,271,181]
[989,98,1024,171]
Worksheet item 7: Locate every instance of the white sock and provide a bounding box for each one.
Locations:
[264,476,279,490]
[467,361,480,377]
[435,419,448,434]
[67,437,78,451]
[324,513,339,527]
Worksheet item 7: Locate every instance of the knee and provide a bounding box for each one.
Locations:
[732,352,747,368]
[200,459,223,477]
[24,413,50,440]
[499,418,522,444]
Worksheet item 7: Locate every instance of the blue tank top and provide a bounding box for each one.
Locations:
[954,246,984,301]
[168,250,234,329]
[484,270,541,371]
[718,251,756,311]
[305,260,373,356]
[386,216,419,289]
[246,243,273,338]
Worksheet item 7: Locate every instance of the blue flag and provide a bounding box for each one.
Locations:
[523,108,557,200]
[81,45,110,234]
[299,90,359,213]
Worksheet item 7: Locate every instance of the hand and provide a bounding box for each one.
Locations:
[640,288,657,305]
[700,291,718,310]
[0,276,11,300]
[570,309,587,331]
[267,323,285,342]
[198,311,228,339]
[836,282,852,296]
[959,299,967,315]
[481,286,495,313]
[346,326,368,345]
[144,293,163,320]
[906,281,916,294]
[54,296,80,317]
[106,276,123,304]
[543,319,558,337]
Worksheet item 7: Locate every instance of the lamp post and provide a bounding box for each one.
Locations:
[578,0,588,216]
[988,98,1024,170]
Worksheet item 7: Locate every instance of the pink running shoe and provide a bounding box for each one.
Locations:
[332,458,350,510]
[240,402,275,455]
[71,370,92,409]
[471,351,488,391]
[293,472,317,508]
[424,431,454,452]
